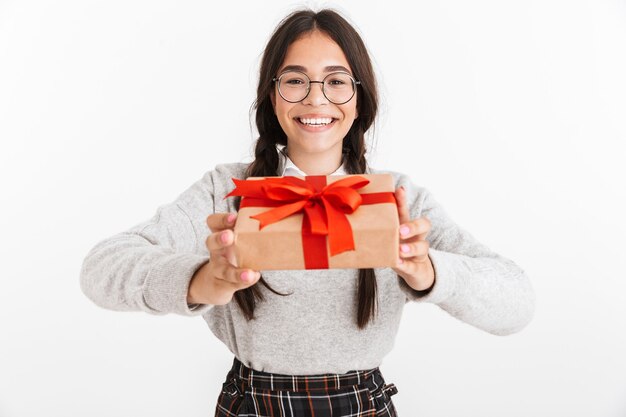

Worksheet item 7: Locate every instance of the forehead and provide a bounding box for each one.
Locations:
[279,30,352,74]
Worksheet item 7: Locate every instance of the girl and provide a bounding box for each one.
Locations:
[80,8,535,417]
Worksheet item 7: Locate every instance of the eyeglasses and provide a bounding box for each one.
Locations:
[272,71,361,105]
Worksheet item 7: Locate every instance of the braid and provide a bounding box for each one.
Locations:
[343,124,379,329]
[247,132,281,178]
[345,127,369,173]
[232,134,294,322]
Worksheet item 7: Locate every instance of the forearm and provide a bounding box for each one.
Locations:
[80,231,212,316]
[80,199,214,317]
[186,260,210,305]
[405,248,535,335]
[397,176,535,335]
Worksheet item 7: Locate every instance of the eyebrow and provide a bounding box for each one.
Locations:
[278,65,352,74]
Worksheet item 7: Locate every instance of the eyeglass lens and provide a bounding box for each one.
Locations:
[277,71,356,104]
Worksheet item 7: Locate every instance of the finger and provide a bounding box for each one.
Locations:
[394,186,411,224]
[206,229,235,253]
[399,216,431,241]
[394,255,410,271]
[207,212,237,233]
[235,269,262,286]
[399,217,429,240]
[214,260,261,286]
[394,253,429,273]
[224,244,239,268]
[399,240,430,259]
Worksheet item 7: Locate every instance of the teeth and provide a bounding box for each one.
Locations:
[299,117,333,126]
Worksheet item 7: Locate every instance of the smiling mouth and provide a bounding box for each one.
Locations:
[296,117,337,127]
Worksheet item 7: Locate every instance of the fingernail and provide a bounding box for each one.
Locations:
[401,244,410,253]
[240,271,249,282]
[227,213,236,223]
[400,226,410,236]
[221,231,229,243]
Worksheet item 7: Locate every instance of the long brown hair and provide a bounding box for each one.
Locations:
[232,9,380,329]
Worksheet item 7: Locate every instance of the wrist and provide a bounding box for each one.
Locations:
[409,255,436,295]
[187,261,209,304]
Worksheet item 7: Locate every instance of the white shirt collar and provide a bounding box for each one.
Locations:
[277,147,347,177]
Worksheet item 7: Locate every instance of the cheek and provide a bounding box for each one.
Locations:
[342,102,358,122]
[344,91,358,119]
[274,101,295,133]
[274,101,288,120]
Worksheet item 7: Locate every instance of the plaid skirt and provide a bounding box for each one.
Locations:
[214,356,399,417]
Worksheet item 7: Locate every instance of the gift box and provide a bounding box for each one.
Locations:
[225,173,399,270]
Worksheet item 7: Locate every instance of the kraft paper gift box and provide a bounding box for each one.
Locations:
[225,173,400,270]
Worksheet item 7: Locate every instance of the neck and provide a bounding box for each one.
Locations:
[287,148,344,176]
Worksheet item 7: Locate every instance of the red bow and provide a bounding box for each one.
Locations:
[226,175,395,269]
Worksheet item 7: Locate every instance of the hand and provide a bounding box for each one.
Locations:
[392,186,436,292]
[187,213,261,305]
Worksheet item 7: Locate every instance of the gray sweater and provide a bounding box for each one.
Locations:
[79,161,535,375]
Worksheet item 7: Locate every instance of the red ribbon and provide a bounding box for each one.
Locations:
[225,175,396,269]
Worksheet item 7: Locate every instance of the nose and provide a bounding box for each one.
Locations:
[302,81,328,106]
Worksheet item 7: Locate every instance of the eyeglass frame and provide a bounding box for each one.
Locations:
[272,70,361,105]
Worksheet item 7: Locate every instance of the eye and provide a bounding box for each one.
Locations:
[327,78,346,85]
[325,73,352,89]
[280,72,308,87]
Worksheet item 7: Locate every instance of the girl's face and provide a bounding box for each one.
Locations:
[272,30,358,163]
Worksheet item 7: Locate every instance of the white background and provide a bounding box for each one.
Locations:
[1,0,625,416]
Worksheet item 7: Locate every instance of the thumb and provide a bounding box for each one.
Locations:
[395,185,410,224]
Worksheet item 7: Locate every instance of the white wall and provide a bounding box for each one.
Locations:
[1,0,625,416]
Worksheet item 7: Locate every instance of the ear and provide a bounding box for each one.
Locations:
[270,90,276,114]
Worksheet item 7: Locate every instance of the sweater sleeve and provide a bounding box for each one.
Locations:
[79,174,215,317]
[396,177,535,336]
